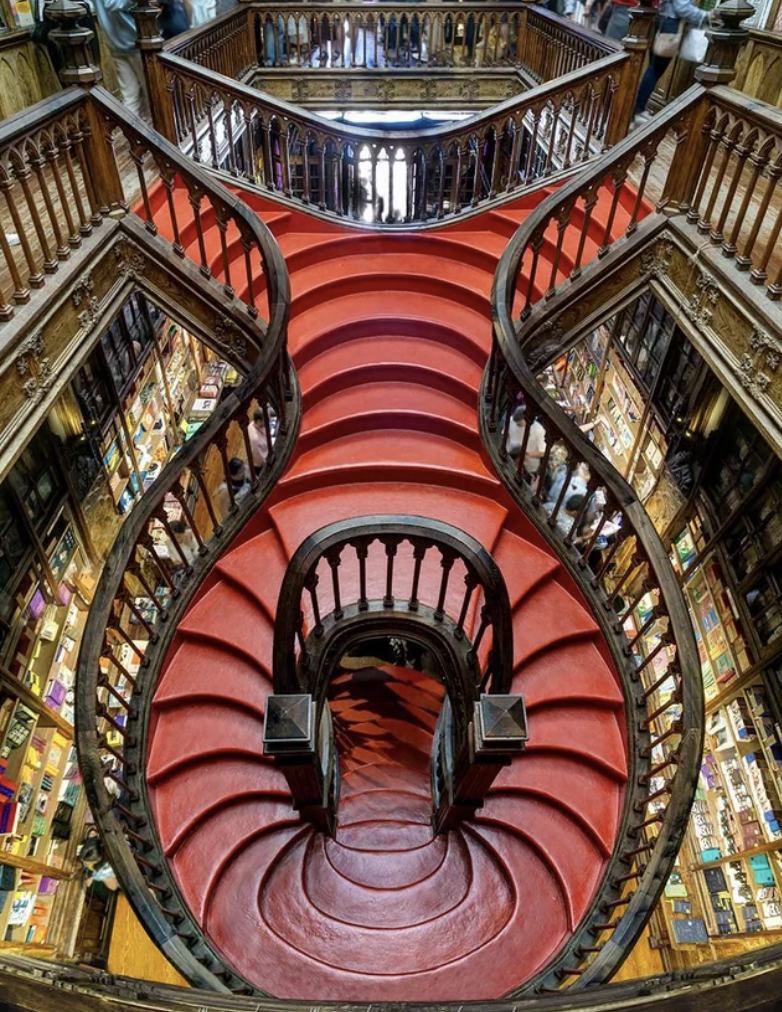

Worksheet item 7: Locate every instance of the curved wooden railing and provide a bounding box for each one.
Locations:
[160,51,626,225]
[269,514,517,835]
[0,86,280,326]
[50,86,297,994]
[273,515,513,697]
[481,88,730,993]
[162,3,619,75]
[5,946,782,1012]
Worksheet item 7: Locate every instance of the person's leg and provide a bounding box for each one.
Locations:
[605,5,630,40]
[114,52,150,122]
[635,52,671,114]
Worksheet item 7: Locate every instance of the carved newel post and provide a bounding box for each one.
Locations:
[132,0,178,142]
[46,0,102,85]
[607,0,656,145]
[695,0,755,85]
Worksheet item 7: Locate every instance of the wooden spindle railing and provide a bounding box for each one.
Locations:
[160,3,620,76]
[159,50,627,226]
[0,84,286,326]
[35,77,297,997]
[482,86,721,995]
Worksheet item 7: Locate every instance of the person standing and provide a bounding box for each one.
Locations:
[248,408,270,475]
[93,0,150,120]
[633,0,713,123]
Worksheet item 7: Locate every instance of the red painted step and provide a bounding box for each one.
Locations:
[145,193,631,1000]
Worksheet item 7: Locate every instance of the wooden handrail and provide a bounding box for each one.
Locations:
[484,87,717,992]
[56,85,296,997]
[272,514,513,698]
[159,48,628,225]
[0,84,289,325]
[160,3,621,76]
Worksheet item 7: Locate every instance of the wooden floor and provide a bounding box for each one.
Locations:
[106,895,188,987]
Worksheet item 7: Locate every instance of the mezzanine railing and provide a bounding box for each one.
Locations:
[133,3,640,226]
[161,3,618,76]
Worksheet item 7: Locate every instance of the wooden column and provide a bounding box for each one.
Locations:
[695,0,756,86]
[132,0,178,143]
[46,0,102,86]
[605,0,656,147]
[664,0,755,211]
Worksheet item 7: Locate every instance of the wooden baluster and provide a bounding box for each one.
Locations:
[455,573,478,637]
[521,232,544,319]
[302,135,312,203]
[471,137,482,207]
[214,210,234,298]
[243,105,258,185]
[383,538,399,607]
[206,99,220,170]
[158,166,185,257]
[0,174,44,288]
[598,168,627,254]
[187,85,201,163]
[738,157,781,273]
[326,550,343,619]
[0,214,30,304]
[305,572,322,635]
[766,253,782,300]
[356,542,369,610]
[545,205,571,298]
[60,126,94,235]
[14,154,58,273]
[224,97,240,178]
[187,190,211,278]
[0,259,12,318]
[435,550,456,620]
[131,148,157,237]
[628,146,658,235]
[409,543,426,610]
[190,456,222,536]
[711,129,754,245]
[451,143,463,213]
[280,123,293,197]
[698,124,738,234]
[43,140,79,251]
[241,235,258,318]
[571,191,598,279]
[688,117,724,225]
[523,111,541,184]
[261,396,275,463]
[318,140,327,210]
[506,120,523,193]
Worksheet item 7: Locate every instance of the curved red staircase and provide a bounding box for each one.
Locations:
[144,193,636,1000]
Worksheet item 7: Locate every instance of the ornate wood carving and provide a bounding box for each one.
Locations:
[250,68,523,108]
[737,325,782,398]
[15,332,54,405]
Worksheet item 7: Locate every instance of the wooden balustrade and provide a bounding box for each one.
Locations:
[0,85,287,324]
[160,51,625,225]
[160,3,621,76]
[485,88,719,994]
[269,515,519,833]
[482,336,703,990]
[490,83,782,314]
[524,6,618,83]
[273,515,514,700]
